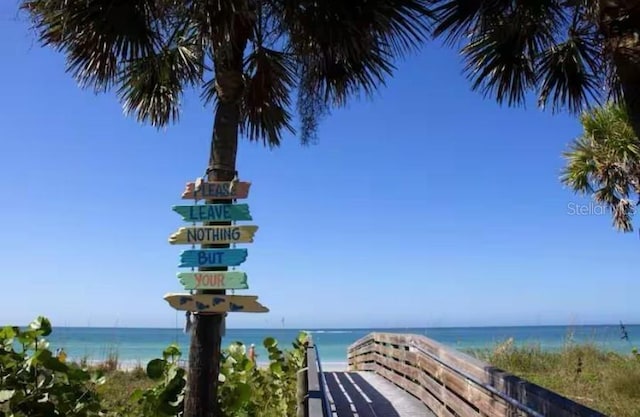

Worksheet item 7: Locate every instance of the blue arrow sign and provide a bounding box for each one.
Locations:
[179,249,248,268]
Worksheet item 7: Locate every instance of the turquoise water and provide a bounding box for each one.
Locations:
[45,325,639,366]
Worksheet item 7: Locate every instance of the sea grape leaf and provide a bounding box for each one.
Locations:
[146,359,166,380]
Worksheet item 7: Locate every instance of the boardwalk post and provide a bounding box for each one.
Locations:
[296,368,309,417]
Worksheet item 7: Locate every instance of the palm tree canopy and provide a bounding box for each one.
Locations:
[561,102,640,232]
[429,0,626,114]
[21,0,432,146]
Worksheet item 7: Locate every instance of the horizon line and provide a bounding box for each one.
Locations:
[23,323,639,330]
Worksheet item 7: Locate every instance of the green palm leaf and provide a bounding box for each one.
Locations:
[562,102,640,232]
[117,25,204,127]
[23,0,432,144]
[430,0,625,117]
[240,48,296,147]
[23,0,159,91]
[537,28,602,113]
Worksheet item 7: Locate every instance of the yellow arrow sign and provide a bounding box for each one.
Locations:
[164,294,269,313]
[168,225,258,245]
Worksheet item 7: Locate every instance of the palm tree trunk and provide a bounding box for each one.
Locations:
[183,27,249,417]
[183,97,240,417]
[599,1,640,139]
[614,50,640,141]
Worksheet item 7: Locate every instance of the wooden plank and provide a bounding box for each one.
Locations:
[169,225,258,244]
[172,204,252,222]
[177,271,248,290]
[164,293,268,313]
[372,339,508,416]
[374,351,478,417]
[182,181,251,200]
[179,249,247,267]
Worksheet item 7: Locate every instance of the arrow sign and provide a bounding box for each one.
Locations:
[182,181,251,200]
[179,249,248,268]
[172,204,252,222]
[177,271,248,290]
[164,293,269,313]
[169,226,258,245]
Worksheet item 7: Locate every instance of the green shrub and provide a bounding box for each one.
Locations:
[2,317,308,417]
[0,317,106,417]
[130,333,308,417]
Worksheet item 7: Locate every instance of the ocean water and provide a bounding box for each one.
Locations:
[43,324,640,367]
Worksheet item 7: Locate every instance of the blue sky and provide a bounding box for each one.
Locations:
[1,6,638,329]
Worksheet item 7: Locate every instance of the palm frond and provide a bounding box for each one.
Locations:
[562,102,640,232]
[22,0,159,91]
[561,135,599,194]
[537,28,602,113]
[461,18,536,106]
[431,0,511,45]
[117,26,204,127]
[272,0,430,142]
[239,47,296,147]
[459,1,566,106]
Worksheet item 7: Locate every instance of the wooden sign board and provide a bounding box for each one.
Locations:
[179,249,247,268]
[172,204,252,222]
[177,271,248,290]
[164,293,269,313]
[169,226,258,245]
[182,181,251,200]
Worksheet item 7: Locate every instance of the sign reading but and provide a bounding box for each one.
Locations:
[179,249,248,268]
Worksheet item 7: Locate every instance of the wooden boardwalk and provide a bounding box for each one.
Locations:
[323,371,434,417]
[297,333,610,417]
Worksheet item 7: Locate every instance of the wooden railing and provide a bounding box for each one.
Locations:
[347,333,608,417]
[297,336,331,417]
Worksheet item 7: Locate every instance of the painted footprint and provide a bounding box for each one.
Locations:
[230,303,244,312]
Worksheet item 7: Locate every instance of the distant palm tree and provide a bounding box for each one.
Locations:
[20,1,431,416]
[429,0,640,140]
[562,102,639,232]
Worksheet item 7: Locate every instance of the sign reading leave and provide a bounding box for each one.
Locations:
[172,204,252,222]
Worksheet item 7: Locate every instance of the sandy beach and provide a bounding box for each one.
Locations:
[91,359,348,373]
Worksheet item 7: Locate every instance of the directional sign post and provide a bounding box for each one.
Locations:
[165,178,268,315]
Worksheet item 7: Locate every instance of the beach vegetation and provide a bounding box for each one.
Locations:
[1,317,307,417]
[472,337,640,417]
[99,347,121,374]
[125,332,307,417]
[0,316,106,417]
